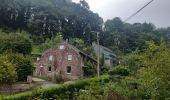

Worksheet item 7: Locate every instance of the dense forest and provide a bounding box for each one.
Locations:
[1,0,170,54]
[0,0,170,99]
[0,0,103,43]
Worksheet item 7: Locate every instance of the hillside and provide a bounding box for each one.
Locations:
[0,0,170,99]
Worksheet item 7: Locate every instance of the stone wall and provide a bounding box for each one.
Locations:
[34,42,83,82]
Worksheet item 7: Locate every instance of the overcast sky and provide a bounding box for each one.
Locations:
[72,0,170,28]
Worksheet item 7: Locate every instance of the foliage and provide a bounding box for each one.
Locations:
[0,0,170,99]
[77,77,133,100]
[83,60,96,77]
[0,75,110,100]
[108,77,139,100]
[0,0,103,43]
[76,41,170,100]
[33,33,64,53]
[108,41,170,100]
[55,71,63,84]
[69,38,96,58]
[102,17,160,53]
[0,32,32,55]
[109,66,130,76]
[77,82,104,100]
[120,51,143,74]
[0,54,17,84]
[7,54,34,82]
[137,41,170,99]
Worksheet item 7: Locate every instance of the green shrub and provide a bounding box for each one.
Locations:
[101,67,109,74]
[83,60,96,77]
[7,54,33,82]
[55,72,63,83]
[116,66,130,76]
[0,54,17,84]
[109,66,130,76]
[1,75,110,100]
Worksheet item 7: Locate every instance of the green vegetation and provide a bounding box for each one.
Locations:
[32,34,63,55]
[0,41,169,99]
[102,17,166,54]
[0,75,109,100]
[77,41,170,100]
[0,32,32,55]
[0,32,33,82]
[0,0,103,43]
[0,0,170,99]
[69,38,96,58]
[7,54,33,82]
[109,65,130,76]
[0,54,17,84]
[137,41,170,99]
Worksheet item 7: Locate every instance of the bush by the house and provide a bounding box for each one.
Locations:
[7,54,34,82]
[0,54,17,84]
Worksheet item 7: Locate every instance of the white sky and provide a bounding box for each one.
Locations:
[72,0,170,28]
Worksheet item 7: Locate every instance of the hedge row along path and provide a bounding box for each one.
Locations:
[0,75,110,100]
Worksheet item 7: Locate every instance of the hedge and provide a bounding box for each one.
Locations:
[0,75,110,100]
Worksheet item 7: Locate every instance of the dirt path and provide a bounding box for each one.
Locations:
[32,77,46,82]
[32,77,55,87]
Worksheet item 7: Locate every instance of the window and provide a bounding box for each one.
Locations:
[59,45,64,49]
[40,65,43,68]
[37,57,40,61]
[104,54,110,60]
[67,66,71,74]
[68,54,72,61]
[105,56,110,60]
[48,65,52,72]
[49,55,53,61]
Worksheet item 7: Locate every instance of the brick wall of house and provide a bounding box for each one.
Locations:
[34,42,83,82]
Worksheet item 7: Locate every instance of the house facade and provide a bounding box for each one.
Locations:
[92,42,118,67]
[34,42,96,81]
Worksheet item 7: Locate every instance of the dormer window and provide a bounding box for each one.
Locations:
[49,55,53,61]
[59,45,64,50]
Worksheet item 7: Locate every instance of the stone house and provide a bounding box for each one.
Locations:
[92,42,118,67]
[34,41,97,81]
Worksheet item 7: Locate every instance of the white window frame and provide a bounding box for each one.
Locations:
[59,45,64,50]
[68,54,72,61]
[49,55,53,61]
[37,57,40,61]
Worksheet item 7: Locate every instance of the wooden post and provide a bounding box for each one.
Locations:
[97,32,100,77]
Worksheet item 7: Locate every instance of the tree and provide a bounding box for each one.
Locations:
[102,17,160,53]
[39,34,63,51]
[7,54,33,82]
[104,17,124,33]
[0,32,32,55]
[0,54,17,84]
[0,0,103,43]
[137,41,170,99]
[80,0,90,9]
[69,38,96,57]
